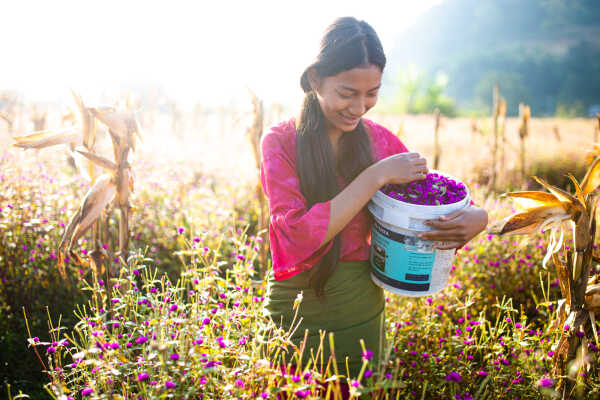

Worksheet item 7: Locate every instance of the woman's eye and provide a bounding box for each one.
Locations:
[339,93,352,99]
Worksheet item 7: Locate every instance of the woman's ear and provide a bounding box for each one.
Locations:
[307,68,321,92]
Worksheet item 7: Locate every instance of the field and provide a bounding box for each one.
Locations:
[1,100,599,400]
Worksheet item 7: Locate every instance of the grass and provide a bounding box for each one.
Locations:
[1,106,599,399]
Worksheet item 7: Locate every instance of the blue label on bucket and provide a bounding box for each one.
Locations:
[370,220,435,291]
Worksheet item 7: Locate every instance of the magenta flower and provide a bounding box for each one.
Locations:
[138,372,150,381]
[46,346,56,354]
[81,388,94,396]
[136,336,148,344]
[362,349,373,361]
[165,380,176,389]
[382,172,467,206]
[295,390,311,398]
[170,353,180,361]
[445,371,461,382]
[538,377,554,387]
[169,304,178,312]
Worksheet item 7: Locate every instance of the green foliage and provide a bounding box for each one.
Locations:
[386,0,600,117]
[390,66,457,116]
[555,102,587,119]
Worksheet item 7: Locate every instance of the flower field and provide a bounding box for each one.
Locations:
[1,106,599,400]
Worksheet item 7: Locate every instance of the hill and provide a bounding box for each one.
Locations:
[383,0,600,116]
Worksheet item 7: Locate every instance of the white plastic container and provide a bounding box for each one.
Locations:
[367,171,470,297]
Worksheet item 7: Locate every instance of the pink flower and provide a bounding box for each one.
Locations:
[445,371,461,382]
[165,380,176,389]
[537,377,554,388]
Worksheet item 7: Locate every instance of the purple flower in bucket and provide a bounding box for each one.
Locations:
[382,172,467,206]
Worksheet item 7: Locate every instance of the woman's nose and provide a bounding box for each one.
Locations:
[348,97,366,116]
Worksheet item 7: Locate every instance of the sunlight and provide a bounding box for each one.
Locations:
[1,0,444,108]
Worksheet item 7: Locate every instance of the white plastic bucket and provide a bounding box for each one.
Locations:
[367,171,470,297]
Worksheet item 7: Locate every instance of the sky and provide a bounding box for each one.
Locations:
[1,0,444,110]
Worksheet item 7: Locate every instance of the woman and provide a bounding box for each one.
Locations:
[259,16,488,396]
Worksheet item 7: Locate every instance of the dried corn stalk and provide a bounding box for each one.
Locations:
[489,159,600,397]
[518,103,531,184]
[90,106,142,263]
[245,89,268,279]
[433,108,441,170]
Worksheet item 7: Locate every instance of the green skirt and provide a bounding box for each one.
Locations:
[265,260,386,377]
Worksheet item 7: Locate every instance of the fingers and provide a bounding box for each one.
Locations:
[418,228,465,241]
[423,218,462,230]
[438,209,465,221]
[433,241,463,250]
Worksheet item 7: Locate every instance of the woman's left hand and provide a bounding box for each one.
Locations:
[418,206,488,250]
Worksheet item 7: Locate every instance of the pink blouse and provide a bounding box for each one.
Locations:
[259,117,409,281]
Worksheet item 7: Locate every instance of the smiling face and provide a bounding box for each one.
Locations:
[308,63,382,139]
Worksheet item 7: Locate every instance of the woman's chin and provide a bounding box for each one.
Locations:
[339,119,361,132]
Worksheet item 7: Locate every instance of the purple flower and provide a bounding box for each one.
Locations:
[445,371,461,382]
[362,349,373,361]
[47,346,56,354]
[136,336,148,344]
[138,372,150,381]
[165,380,176,389]
[538,377,554,388]
[169,304,178,312]
[81,388,94,396]
[477,370,488,377]
[170,353,180,361]
[364,369,373,378]
[295,390,311,398]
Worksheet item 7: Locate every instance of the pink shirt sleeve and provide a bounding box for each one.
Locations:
[260,131,334,281]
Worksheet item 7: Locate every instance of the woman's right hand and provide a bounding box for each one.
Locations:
[373,152,428,187]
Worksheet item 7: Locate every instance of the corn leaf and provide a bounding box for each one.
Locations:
[13,129,80,149]
[502,191,563,210]
[581,157,600,196]
[533,176,579,207]
[74,146,118,171]
[488,205,570,236]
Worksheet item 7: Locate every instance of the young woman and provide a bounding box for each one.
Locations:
[259,16,488,396]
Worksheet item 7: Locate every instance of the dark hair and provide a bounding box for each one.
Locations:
[296,17,386,299]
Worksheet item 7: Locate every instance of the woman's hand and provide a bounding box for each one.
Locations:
[418,206,488,250]
[374,152,428,187]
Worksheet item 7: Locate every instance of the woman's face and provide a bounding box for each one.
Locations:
[309,63,382,136]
